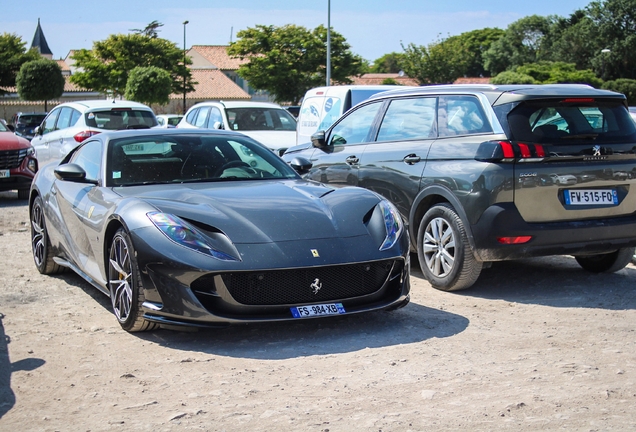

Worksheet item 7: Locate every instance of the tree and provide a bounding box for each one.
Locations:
[227,24,365,104]
[491,61,602,87]
[124,66,172,105]
[130,20,164,38]
[0,33,40,94]
[400,37,469,84]
[16,59,65,111]
[490,71,537,84]
[446,28,505,77]
[70,33,194,98]
[370,52,405,73]
[586,0,636,80]
[542,10,600,71]
[483,15,555,75]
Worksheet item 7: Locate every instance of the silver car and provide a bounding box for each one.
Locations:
[31,100,157,166]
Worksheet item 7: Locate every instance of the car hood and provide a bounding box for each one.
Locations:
[117,180,380,244]
[238,130,296,150]
[0,132,31,149]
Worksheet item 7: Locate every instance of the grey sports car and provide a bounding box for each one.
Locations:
[29,129,410,332]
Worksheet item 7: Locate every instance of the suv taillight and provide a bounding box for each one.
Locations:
[475,141,546,162]
[74,131,101,143]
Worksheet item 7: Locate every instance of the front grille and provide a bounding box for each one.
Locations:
[220,260,396,305]
[0,149,28,169]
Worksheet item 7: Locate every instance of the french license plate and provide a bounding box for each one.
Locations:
[564,189,618,205]
[291,303,346,318]
[0,169,9,178]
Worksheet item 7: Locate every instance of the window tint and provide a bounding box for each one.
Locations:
[226,108,297,131]
[69,109,81,127]
[70,139,102,181]
[208,107,223,128]
[506,100,636,144]
[41,109,60,135]
[85,109,157,130]
[377,97,437,142]
[328,102,382,146]
[438,96,491,137]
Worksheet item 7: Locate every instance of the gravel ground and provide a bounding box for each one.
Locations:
[1,190,635,431]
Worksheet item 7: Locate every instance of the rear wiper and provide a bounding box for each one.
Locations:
[561,133,599,140]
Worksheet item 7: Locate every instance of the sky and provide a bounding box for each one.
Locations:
[2,0,593,63]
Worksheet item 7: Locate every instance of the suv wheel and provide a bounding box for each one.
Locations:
[417,203,482,291]
[574,247,635,273]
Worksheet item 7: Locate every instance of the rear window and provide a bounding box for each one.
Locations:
[85,109,157,130]
[16,114,46,126]
[226,108,297,132]
[505,99,636,144]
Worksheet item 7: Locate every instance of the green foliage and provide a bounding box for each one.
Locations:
[516,61,602,87]
[370,52,405,73]
[483,15,554,75]
[490,71,537,84]
[602,78,636,104]
[70,33,194,98]
[542,11,599,70]
[130,21,164,38]
[0,33,40,94]
[381,78,400,85]
[124,66,172,105]
[227,24,365,104]
[401,37,469,84]
[446,28,505,77]
[16,59,65,103]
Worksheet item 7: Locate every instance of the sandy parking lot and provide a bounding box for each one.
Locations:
[1,190,635,431]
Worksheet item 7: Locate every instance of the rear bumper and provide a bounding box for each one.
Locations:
[471,203,636,261]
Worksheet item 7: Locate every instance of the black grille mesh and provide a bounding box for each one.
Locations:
[0,149,28,170]
[220,260,396,305]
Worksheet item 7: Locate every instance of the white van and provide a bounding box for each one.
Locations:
[296,85,410,145]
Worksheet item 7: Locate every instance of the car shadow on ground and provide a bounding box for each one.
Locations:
[0,313,45,420]
[53,269,469,359]
[411,254,636,310]
[0,191,28,208]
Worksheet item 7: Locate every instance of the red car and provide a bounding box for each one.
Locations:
[0,121,37,199]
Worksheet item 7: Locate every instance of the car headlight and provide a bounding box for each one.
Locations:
[378,200,403,251]
[148,212,240,261]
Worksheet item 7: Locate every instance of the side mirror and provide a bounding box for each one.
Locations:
[212,121,223,130]
[310,131,327,149]
[6,124,15,132]
[54,163,98,185]
[34,126,41,136]
[289,157,313,174]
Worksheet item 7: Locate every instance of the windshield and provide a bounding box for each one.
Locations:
[108,133,299,186]
[0,122,7,132]
[225,108,297,132]
[86,109,158,130]
[505,99,636,144]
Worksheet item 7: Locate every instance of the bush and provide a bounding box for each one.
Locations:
[490,71,536,84]
[602,79,636,105]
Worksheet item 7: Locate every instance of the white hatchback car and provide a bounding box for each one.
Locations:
[156,114,183,128]
[31,100,157,166]
[177,101,297,155]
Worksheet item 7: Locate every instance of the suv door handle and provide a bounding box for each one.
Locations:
[345,155,359,165]
[403,154,421,164]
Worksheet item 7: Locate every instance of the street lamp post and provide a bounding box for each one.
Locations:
[326,0,331,87]
[601,48,610,81]
[183,20,189,115]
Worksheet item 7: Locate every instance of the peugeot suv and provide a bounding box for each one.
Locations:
[283,84,636,291]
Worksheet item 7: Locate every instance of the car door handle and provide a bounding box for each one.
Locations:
[345,155,359,165]
[403,154,421,165]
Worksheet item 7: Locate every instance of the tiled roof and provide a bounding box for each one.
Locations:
[56,59,70,72]
[189,45,247,70]
[350,73,419,86]
[170,69,250,100]
[454,77,492,84]
[1,76,97,94]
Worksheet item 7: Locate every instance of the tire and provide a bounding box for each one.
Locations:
[18,189,29,200]
[108,228,158,332]
[417,203,482,291]
[575,247,635,273]
[30,195,64,275]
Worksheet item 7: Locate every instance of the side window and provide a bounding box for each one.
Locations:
[193,107,210,128]
[377,97,437,142]
[438,96,491,137]
[69,109,81,127]
[70,140,102,181]
[56,107,74,130]
[328,102,383,146]
[185,108,199,125]
[208,107,223,128]
[41,109,60,135]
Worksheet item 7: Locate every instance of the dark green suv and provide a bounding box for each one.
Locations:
[283,84,636,291]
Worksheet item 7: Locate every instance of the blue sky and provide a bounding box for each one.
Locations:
[2,0,592,63]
